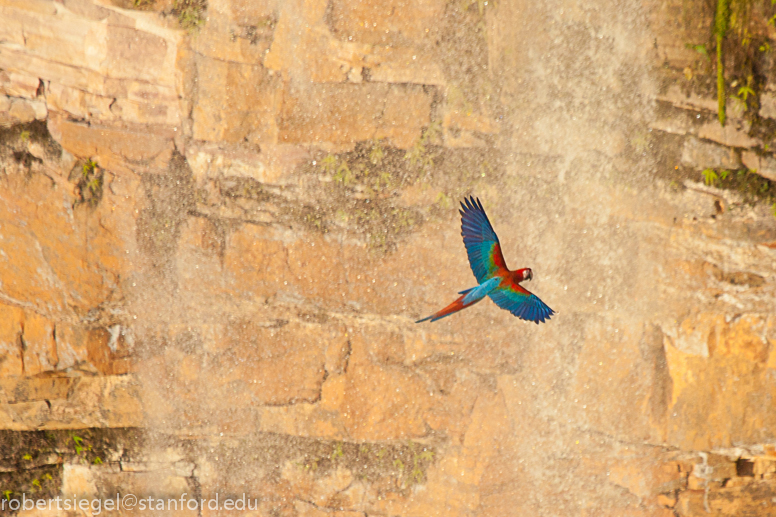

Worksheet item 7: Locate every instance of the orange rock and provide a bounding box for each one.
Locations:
[191,55,281,144]
[443,109,500,134]
[212,0,278,25]
[328,0,444,45]
[0,376,75,404]
[278,83,386,144]
[48,115,176,174]
[293,500,365,517]
[0,69,41,98]
[191,21,272,65]
[664,313,776,450]
[135,318,338,430]
[375,85,432,148]
[104,26,170,84]
[223,224,289,301]
[365,46,446,86]
[196,320,334,406]
[657,492,678,507]
[285,233,350,308]
[0,304,24,377]
[0,154,139,318]
[570,319,668,443]
[608,455,688,499]
[0,374,142,429]
[86,327,133,375]
[21,310,58,374]
[46,82,116,122]
[263,0,351,83]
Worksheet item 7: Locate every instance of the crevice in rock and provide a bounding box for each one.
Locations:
[736,458,755,477]
[17,328,26,375]
[341,338,352,374]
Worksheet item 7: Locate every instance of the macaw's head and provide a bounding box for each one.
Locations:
[516,268,533,282]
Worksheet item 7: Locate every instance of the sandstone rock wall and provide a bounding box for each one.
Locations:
[1,0,775,516]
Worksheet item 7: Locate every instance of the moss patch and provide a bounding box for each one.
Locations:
[207,432,437,494]
[173,0,207,32]
[0,429,143,513]
[0,121,62,178]
[683,0,776,127]
[701,166,776,211]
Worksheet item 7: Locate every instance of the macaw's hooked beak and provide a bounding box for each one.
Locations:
[526,269,533,281]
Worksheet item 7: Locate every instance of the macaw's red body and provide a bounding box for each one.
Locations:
[416,197,554,324]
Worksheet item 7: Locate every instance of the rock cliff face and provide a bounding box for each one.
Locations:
[1,0,776,515]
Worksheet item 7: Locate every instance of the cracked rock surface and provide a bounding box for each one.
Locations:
[1,0,776,515]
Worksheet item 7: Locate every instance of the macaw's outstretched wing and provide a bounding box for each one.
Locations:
[488,280,554,324]
[460,196,508,284]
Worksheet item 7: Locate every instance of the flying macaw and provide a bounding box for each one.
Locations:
[416,196,554,324]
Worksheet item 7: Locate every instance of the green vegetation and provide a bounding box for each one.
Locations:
[686,0,776,126]
[0,429,139,507]
[295,439,436,490]
[72,434,103,465]
[702,168,720,185]
[323,124,441,197]
[736,75,755,109]
[460,0,494,16]
[72,434,86,455]
[330,442,344,461]
[700,166,776,214]
[405,122,441,174]
[715,0,730,126]
[173,0,207,32]
[310,126,444,252]
[71,158,103,208]
[686,43,711,60]
[391,441,435,487]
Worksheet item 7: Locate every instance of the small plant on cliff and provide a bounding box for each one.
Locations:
[700,167,776,217]
[736,75,755,109]
[686,43,711,61]
[71,159,103,208]
[688,0,776,125]
[330,442,344,461]
[703,168,720,186]
[405,441,434,486]
[70,434,103,465]
[173,0,206,32]
[72,435,87,455]
[405,122,441,175]
[714,0,730,126]
[311,131,450,252]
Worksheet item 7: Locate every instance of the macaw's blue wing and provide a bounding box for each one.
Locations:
[488,280,554,324]
[460,196,508,284]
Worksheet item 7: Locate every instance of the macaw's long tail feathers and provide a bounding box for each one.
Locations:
[416,293,482,323]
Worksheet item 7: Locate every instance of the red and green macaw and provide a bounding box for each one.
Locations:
[417,196,554,324]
